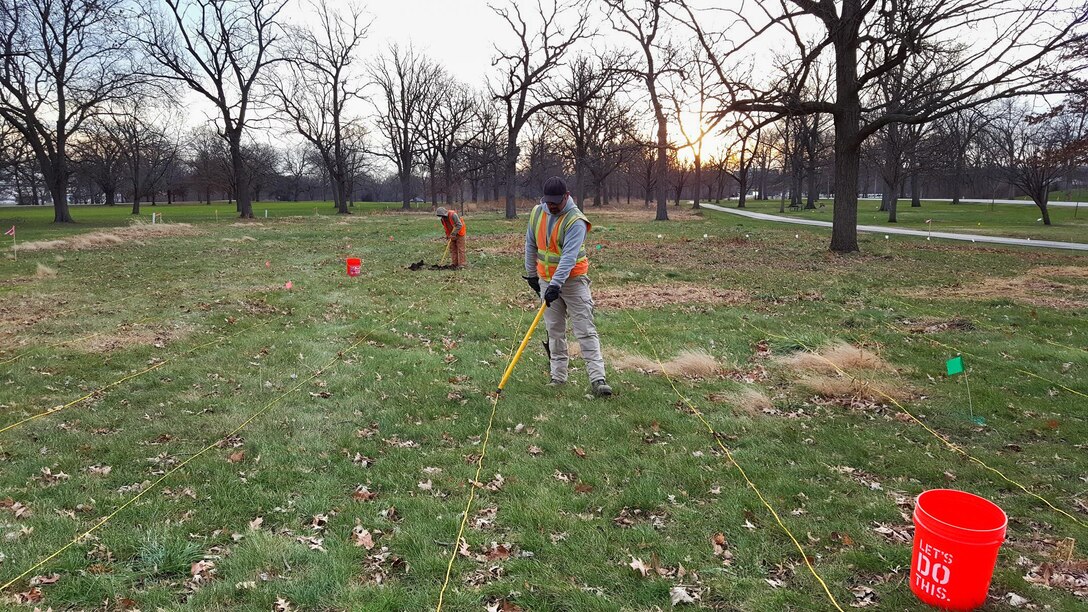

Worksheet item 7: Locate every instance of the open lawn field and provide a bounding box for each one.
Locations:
[0,203,1085,611]
[718,199,1088,244]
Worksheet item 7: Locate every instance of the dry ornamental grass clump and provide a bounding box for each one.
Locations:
[611,349,723,379]
[709,386,778,416]
[18,222,198,252]
[777,341,910,407]
[777,341,893,374]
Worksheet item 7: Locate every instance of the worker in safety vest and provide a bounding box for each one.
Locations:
[435,206,466,268]
[523,176,612,397]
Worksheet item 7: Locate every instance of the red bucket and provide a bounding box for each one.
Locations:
[911,489,1007,610]
[346,257,361,277]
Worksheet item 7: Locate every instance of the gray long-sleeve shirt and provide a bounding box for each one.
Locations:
[524,196,588,288]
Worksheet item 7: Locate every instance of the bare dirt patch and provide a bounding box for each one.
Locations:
[593,283,748,310]
[904,266,1088,310]
[18,223,199,252]
[474,234,523,256]
[611,349,724,379]
[69,322,191,353]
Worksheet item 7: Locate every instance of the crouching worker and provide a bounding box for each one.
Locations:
[522,176,612,397]
[436,206,466,268]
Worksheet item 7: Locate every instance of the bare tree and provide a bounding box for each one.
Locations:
[721,114,765,209]
[72,118,127,207]
[677,0,1088,252]
[369,45,444,210]
[427,83,481,207]
[0,0,136,222]
[463,99,506,204]
[272,0,368,214]
[666,44,723,210]
[935,107,992,205]
[606,0,676,221]
[135,0,286,218]
[490,0,593,218]
[548,51,634,209]
[994,100,1083,225]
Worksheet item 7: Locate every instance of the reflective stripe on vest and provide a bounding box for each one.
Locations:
[531,204,591,281]
[442,211,466,237]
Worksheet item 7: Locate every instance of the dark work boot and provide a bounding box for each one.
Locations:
[591,379,613,397]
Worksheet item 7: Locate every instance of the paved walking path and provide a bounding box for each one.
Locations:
[858,197,1084,208]
[699,203,1088,252]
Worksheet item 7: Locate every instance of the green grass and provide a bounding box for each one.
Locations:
[714,198,1088,243]
[0,204,1085,610]
[0,200,417,243]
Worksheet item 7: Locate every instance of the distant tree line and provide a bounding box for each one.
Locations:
[1,0,1085,251]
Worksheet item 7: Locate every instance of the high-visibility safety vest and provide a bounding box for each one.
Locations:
[530,204,591,281]
[441,211,466,237]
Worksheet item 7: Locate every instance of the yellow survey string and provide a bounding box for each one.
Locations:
[0,317,277,435]
[878,320,1088,400]
[0,300,420,593]
[881,294,1088,363]
[738,316,1085,530]
[625,312,846,612]
[436,302,541,612]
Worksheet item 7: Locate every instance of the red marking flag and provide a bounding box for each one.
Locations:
[4,225,13,237]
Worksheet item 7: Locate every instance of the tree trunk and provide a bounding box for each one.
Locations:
[49,180,73,223]
[911,171,921,207]
[805,161,818,209]
[43,158,74,222]
[400,170,411,210]
[132,196,141,215]
[503,141,518,218]
[229,138,254,218]
[951,157,964,205]
[652,99,669,221]
[1037,200,1051,225]
[103,186,116,207]
[692,155,702,209]
[831,111,860,252]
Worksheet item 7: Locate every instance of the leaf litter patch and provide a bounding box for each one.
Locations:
[593,283,748,310]
[68,322,193,353]
[902,265,1088,310]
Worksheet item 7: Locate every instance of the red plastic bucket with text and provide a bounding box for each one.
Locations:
[346,258,361,277]
[911,489,1007,610]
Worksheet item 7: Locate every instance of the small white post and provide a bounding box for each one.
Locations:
[264,209,268,218]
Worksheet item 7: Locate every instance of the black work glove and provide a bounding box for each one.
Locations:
[523,275,540,294]
[543,284,560,307]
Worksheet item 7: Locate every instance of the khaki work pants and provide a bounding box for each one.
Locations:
[543,275,606,383]
[450,234,466,268]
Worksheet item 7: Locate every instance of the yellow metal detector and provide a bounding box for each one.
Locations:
[496,301,547,393]
[437,235,453,266]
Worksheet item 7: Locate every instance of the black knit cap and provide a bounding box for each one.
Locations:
[542,176,567,203]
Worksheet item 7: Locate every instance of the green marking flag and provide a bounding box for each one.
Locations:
[946,355,965,377]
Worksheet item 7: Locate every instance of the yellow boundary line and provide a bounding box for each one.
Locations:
[435,303,541,612]
[738,316,1086,530]
[0,299,420,592]
[0,317,278,436]
[878,295,1088,397]
[626,312,846,611]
